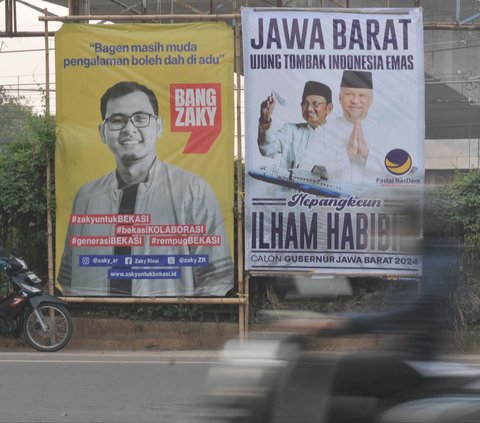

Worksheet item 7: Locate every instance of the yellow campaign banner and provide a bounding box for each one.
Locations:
[55,23,234,297]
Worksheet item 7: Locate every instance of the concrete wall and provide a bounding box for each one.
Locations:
[426,138,480,170]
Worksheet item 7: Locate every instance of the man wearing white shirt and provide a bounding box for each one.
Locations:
[331,71,389,184]
[257,81,349,179]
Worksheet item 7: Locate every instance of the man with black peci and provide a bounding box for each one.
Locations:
[257,80,349,180]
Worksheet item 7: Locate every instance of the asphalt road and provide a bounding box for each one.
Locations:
[1,350,480,423]
[0,350,219,423]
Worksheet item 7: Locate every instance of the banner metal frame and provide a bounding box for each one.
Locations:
[41,6,248,340]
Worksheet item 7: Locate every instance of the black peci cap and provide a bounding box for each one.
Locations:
[340,71,373,89]
[302,81,332,103]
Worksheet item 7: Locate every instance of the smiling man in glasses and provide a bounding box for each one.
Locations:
[58,81,233,297]
[257,81,349,184]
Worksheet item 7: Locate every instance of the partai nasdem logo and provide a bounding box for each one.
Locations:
[384,149,413,176]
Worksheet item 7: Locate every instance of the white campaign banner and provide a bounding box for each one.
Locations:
[242,8,424,276]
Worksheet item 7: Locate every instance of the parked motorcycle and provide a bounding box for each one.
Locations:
[205,277,480,423]
[0,249,73,352]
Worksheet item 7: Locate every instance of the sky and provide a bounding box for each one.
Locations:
[0,0,67,113]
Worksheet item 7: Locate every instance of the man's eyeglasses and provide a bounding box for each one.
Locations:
[301,100,327,109]
[105,112,157,131]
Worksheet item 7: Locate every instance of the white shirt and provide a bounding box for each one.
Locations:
[258,122,349,179]
[329,115,390,184]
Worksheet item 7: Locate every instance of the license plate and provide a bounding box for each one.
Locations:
[26,271,42,284]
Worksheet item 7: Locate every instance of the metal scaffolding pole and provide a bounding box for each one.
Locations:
[38,3,248,342]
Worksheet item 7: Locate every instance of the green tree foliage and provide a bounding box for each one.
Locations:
[432,170,480,348]
[436,169,480,259]
[0,87,32,146]
[0,89,55,276]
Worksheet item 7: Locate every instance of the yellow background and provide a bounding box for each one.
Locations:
[55,23,234,280]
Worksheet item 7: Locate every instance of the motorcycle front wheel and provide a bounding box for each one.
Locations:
[24,303,73,352]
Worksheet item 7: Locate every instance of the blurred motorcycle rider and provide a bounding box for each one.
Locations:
[277,203,459,421]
